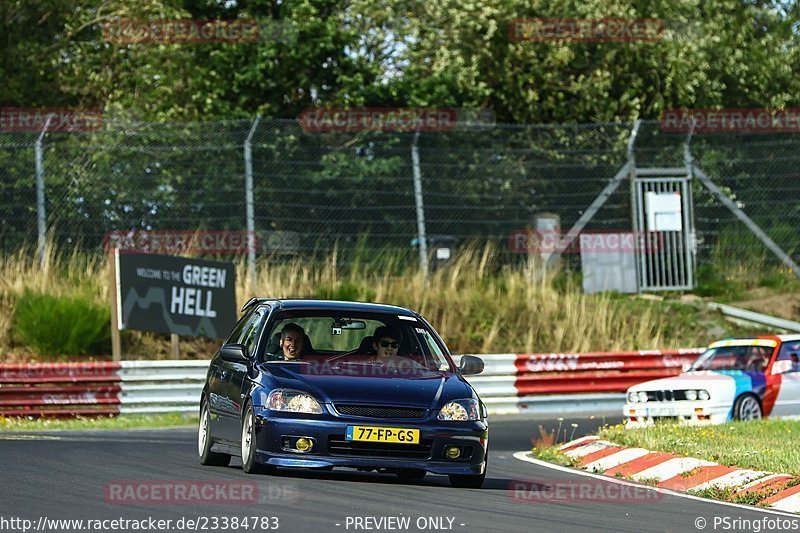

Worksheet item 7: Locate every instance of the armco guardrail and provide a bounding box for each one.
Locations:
[0,349,704,417]
[0,361,208,417]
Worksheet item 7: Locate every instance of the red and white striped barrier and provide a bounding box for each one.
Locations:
[457,348,704,414]
[0,348,705,417]
[558,436,800,513]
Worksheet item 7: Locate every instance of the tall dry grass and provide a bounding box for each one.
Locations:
[248,242,667,354]
[2,242,694,360]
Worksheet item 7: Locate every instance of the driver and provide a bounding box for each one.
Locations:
[280,323,308,360]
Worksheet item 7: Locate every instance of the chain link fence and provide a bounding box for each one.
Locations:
[2,118,798,281]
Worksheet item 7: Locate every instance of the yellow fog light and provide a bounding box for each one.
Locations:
[445,446,461,459]
[295,438,313,452]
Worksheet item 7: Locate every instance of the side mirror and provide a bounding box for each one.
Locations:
[459,355,484,376]
[220,343,248,363]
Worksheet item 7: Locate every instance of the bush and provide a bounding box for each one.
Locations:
[13,289,110,356]
[314,282,376,302]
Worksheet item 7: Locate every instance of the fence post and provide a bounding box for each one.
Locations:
[34,114,55,267]
[244,116,261,289]
[546,120,640,269]
[411,131,429,277]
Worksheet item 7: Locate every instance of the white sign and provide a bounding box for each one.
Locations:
[645,192,683,231]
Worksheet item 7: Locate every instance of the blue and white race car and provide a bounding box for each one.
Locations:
[625,335,800,427]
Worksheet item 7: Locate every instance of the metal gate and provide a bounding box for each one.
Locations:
[632,168,696,291]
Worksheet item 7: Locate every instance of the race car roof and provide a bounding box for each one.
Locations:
[709,338,779,348]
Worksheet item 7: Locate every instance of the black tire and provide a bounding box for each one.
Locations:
[241,404,275,475]
[198,399,231,466]
[395,469,426,481]
[733,394,762,421]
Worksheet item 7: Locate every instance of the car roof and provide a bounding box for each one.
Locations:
[707,334,793,347]
[241,298,418,316]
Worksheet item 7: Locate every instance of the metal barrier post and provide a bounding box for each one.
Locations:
[34,114,54,267]
[411,131,429,277]
[244,116,261,289]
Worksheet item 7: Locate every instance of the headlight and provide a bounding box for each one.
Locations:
[266,389,323,414]
[685,390,698,401]
[637,391,649,403]
[438,399,481,421]
[628,391,640,403]
[698,390,710,401]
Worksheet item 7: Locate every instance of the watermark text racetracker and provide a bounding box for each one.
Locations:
[0,108,102,132]
[0,515,279,532]
[509,479,663,503]
[298,108,495,133]
[661,108,800,133]
[508,230,660,254]
[509,18,664,42]
[104,230,258,255]
[103,19,295,44]
[103,480,298,505]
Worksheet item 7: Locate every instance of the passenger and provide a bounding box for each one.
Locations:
[791,353,800,373]
[371,326,401,361]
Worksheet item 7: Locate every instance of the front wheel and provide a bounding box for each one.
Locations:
[198,399,231,466]
[733,394,762,421]
[241,404,275,475]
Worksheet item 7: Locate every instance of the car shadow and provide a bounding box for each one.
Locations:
[220,459,514,490]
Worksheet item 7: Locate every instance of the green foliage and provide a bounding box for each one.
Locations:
[13,289,110,356]
[531,446,581,468]
[694,264,746,298]
[314,282,376,303]
[3,1,800,122]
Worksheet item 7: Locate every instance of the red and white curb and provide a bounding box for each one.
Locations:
[549,436,800,513]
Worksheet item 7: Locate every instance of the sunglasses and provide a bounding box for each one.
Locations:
[379,340,399,348]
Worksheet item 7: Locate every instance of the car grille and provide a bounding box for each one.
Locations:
[645,390,689,402]
[328,435,433,459]
[334,404,427,419]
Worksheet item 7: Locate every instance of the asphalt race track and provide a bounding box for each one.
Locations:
[0,416,789,533]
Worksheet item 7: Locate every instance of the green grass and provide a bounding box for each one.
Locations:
[0,413,198,432]
[531,446,582,469]
[13,288,110,356]
[688,486,776,507]
[599,420,800,476]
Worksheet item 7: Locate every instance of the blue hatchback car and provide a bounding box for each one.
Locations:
[198,299,488,488]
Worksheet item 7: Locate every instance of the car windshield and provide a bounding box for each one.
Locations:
[689,345,773,372]
[260,310,451,372]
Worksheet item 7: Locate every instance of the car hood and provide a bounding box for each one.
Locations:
[261,362,472,409]
[627,371,740,396]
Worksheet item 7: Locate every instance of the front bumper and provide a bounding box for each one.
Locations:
[623,401,731,428]
[250,407,488,475]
